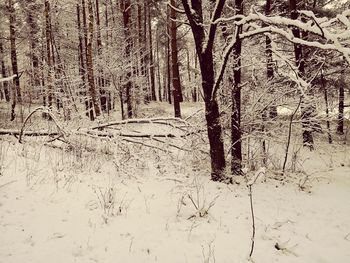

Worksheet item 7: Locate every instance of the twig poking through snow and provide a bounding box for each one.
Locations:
[246,168,266,258]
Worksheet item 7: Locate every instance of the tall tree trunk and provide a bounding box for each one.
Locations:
[8,0,21,121]
[81,0,92,118]
[166,10,172,104]
[143,0,152,103]
[193,49,198,102]
[27,1,41,94]
[265,0,277,118]
[44,0,53,110]
[181,0,227,181]
[104,1,109,45]
[169,0,181,118]
[290,0,314,150]
[156,27,162,102]
[121,0,133,118]
[148,0,156,101]
[231,0,243,174]
[0,42,10,102]
[95,0,102,52]
[86,0,101,120]
[202,54,226,181]
[96,0,107,112]
[77,2,88,117]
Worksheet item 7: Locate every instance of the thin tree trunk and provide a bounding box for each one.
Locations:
[321,70,332,143]
[231,0,243,174]
[121,0,133,118]
[143,1,150,102]
[166,12,172,104]
[337,73,345,135]
[169,0,181,118]
[81,0,92,118]
[290,0,314,150]
[8,0,21,121]
[0,42,10,102]
[77,2,88,119]
[27,2,40,94]
[156,27,162,102]
[44,0,53,110]
[265,0,277,118]
[193,49,198,102]
[147,0,156,101]
[186,48,191,101]
[86,0,101,120]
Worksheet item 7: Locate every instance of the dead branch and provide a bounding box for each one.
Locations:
[18,107,66,143]
[121,138,167,152]
[2,107,194,152]
[90,117,191,131]
[0,129,59,137]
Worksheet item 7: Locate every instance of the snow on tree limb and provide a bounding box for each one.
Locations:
[210,8,350,100]
[0,74,16,83]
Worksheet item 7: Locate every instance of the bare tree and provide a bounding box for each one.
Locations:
[181,0,227,181]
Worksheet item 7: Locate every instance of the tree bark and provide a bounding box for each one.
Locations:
[169,0,182,118]
[291,6,314,145]
[337,73,345,135]
[265,0,277,118]
[26,0,41,93]
[290,0,314,150]
[148,0,157,101]
[8,0,21,121]
[121,0,133,118]
[166,9,172,104]
[44,0,53,110]
[231,0,243,174]
[181,0,227,181]
[156,27,162,102]
[86,0,101,120]
[321,70,332,143]
[0,42,10,102]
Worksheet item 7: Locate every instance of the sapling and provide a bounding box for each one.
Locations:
[245,167,266,258]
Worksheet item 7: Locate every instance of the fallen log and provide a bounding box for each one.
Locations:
[0,129,59,137]
[90,117,191,131]
[0,107,195,152]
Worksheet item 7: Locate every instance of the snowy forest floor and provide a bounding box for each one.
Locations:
[0,102,350,263]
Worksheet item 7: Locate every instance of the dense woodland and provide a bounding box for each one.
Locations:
[0,0,349,181]
[1,1,350,262]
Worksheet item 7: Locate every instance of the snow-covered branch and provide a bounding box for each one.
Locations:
[0,74,16,83]
[210,8,350,100]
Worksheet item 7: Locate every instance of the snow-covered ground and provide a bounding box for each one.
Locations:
[0,129,349,263]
